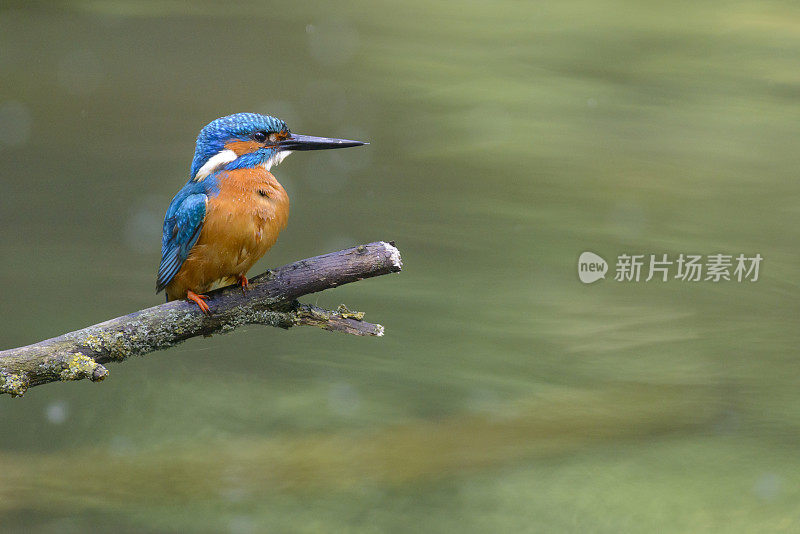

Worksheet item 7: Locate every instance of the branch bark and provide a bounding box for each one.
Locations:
[0,241,402,397]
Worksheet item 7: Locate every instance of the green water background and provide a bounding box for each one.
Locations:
[1,1,799,532]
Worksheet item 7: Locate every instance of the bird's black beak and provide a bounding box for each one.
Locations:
[279,133,367,151]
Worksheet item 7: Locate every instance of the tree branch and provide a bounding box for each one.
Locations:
[0,241,402,397]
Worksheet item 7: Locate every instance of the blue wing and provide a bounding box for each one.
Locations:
[156,191,208,293]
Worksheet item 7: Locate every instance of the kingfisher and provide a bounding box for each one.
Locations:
[156,112,366,314]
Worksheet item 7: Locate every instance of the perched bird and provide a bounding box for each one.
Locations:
[156,112,366,314]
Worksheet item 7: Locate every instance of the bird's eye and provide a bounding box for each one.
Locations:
[253,131,267,143]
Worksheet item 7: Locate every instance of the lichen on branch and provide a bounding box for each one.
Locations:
[0,241,402,397]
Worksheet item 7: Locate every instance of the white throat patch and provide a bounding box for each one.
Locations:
[264,150,292,171]
[194,148,293,180]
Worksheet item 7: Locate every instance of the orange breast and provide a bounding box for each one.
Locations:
[165,167,290,300]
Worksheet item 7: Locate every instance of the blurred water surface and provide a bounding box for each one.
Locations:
[1,1,799,532]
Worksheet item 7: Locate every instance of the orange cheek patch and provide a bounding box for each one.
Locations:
[225,140,263,156]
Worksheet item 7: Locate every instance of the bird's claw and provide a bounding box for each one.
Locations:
[238,274,249,295]
[187,290,211,315]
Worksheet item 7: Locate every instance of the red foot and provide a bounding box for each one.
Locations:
[238,274,249,294]
[187,290,211,315]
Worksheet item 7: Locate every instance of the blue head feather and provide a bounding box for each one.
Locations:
[189,113,289,179]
